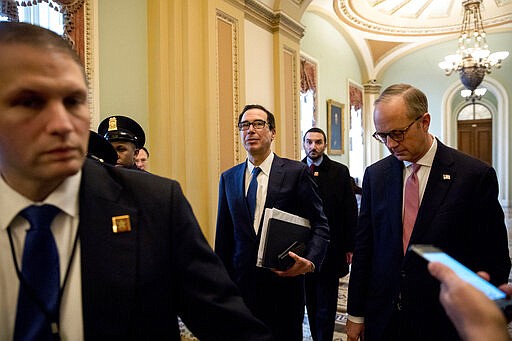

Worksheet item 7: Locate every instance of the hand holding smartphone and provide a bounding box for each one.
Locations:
[410,244,512,322]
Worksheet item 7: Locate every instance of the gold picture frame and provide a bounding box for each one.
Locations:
[327,99,344,155]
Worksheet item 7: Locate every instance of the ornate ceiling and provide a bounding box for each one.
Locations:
[307,0,512,78]
[336,0,512,36]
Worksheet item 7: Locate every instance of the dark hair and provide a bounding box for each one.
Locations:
[375,83,428,119]
[0,22,85,80]
[303,127,327,143]
[238,104,276,131]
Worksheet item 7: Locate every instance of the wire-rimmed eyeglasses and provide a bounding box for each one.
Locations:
[238,120,268,131]
[372,115,424,144]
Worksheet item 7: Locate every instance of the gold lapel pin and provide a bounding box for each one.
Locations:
[442,174,451,180]
[313,171,319,177]
[112,215,132,233]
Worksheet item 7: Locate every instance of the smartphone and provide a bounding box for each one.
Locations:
[410,244,506,299]
[410,244,512,321]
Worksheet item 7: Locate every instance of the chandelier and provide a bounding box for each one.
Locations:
[438,0,508,92]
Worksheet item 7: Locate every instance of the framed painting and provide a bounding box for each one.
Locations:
[327,99,344,154]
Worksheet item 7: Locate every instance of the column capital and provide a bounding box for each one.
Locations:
[363,79,382,94]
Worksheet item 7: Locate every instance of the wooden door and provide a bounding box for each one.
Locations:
[457,119,492,165]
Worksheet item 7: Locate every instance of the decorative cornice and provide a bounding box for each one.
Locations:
[243,0,306,41]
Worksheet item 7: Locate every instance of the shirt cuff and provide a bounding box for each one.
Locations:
[347,314,364,323]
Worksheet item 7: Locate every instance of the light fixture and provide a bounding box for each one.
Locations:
[461,87,487,100]
[439,0,508,92]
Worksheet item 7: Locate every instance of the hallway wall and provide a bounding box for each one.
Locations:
[300,11,363,167]
[92,1,512,247]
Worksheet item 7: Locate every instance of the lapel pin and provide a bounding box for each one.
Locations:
[112,215,132,233]
[442,174,451,180]
[313,171,319,177]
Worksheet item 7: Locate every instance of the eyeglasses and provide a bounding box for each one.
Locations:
[238,120,268,131]
[372,115,424,144]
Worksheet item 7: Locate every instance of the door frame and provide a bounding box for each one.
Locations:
[441,78,509,206]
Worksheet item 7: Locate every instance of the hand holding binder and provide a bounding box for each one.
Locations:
[277,241,306,270]
[256,208,311,270]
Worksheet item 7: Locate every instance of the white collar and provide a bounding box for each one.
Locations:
[0,171,82,230]
[247,152,274,176]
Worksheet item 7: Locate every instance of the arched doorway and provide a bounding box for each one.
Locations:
[457,101,493,165]
[442,78,509,206]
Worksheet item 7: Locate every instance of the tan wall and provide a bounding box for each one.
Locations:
[92,0,306,244]
[97,0,149,138]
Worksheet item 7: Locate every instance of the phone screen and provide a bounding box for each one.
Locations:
[411,245,506,300]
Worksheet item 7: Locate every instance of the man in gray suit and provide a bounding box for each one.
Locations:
[0,22,272,340]
[346,83,510,341]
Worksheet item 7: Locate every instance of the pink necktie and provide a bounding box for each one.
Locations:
[403,164,421,254]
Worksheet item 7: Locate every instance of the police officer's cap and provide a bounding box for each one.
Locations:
[87,130,118,165]
[98,115,145,149]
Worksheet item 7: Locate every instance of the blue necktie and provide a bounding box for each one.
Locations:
[14,204,61,341]
[247,167,261,222]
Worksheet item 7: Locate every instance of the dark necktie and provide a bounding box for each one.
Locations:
[309,164,315,173]
[247,167,262,222]
[14,204,61,341]
[403,164,421,254]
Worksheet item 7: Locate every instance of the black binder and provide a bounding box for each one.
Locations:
[257,209,311,270]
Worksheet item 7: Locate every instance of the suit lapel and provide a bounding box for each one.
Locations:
[385,157,405,246]
[264,155,285,209]
[408,142,455,246]
[229,162,257,237]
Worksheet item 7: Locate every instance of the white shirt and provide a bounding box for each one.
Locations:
[0,172,83,340]
[246,152,274,233]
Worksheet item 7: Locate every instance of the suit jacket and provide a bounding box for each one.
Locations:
[215,154,329,296]
[77,159,273,340]
[347,140,511,340]
[302,155,357,277]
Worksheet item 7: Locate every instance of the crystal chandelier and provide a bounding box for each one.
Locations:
[438,0,509,92]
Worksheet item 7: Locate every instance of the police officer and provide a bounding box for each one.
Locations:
[98,115,146,170]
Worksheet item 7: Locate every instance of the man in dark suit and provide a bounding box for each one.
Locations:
[0,22,273,340]
[215,104,330,340]
[302,127,358,341]
[346,84,510,341]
